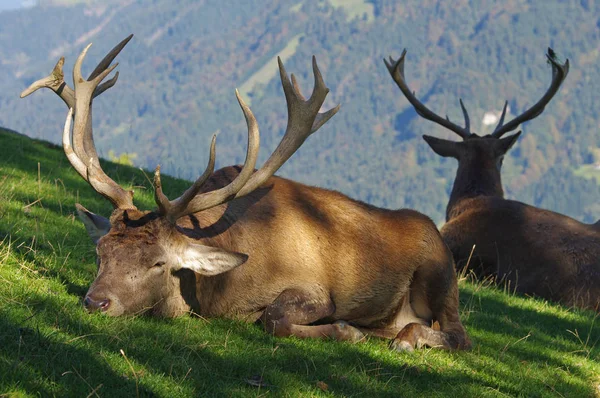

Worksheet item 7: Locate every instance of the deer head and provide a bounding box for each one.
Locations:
[385,49,569,220]
[24,36,339,316]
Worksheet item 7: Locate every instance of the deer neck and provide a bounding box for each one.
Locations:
[446,161,505,221]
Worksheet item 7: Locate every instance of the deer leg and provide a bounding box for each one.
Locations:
[391,255,471,352]
[391,323,451,352]
[261,288,364,342]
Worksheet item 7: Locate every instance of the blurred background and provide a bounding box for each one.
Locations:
[1,0,599,224]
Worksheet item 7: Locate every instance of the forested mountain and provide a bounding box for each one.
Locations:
[1,0,599,224]
[0,0,32,13]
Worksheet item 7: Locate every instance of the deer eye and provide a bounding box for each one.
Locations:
[154,261,166,268]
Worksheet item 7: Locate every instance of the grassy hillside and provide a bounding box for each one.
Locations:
[0,128,599,397]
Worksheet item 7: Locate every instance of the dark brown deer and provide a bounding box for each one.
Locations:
[386,49,600,312]
[21,37,471,351]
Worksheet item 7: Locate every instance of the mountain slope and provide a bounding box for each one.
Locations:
[1,0,600,223]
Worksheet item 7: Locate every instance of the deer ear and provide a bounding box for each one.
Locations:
[177,243,248,276]
[75,203,111,244]
[496,131,522,155]
[423,135,462,158]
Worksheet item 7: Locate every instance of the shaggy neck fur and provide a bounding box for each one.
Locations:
[446,160,504,221]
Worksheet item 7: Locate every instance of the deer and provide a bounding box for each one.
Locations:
[385,48,600,312]
[20,36,471,351]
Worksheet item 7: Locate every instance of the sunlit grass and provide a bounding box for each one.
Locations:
[1,129,599,397]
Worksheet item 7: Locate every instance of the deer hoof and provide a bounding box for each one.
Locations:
[333,320,365,342]
[390,339,414,353]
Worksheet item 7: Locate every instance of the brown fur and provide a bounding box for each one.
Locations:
[84,166,470,350]
[427,135,600,312]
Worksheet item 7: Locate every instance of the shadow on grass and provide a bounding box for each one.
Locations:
[458,287,599,387]
[2,287,599,397]
[460,287,599,344]
[0,313,143,397]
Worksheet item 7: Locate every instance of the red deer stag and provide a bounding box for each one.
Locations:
[386,49,600,312]
[21,37,470,351]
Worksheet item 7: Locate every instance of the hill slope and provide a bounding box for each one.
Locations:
[2,0,600,224]
[0,129,599,397]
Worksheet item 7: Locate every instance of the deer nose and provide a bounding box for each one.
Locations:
[83,296,111,312]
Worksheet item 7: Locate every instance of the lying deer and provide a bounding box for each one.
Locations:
[385,48,600,312]
[21,36,470,350]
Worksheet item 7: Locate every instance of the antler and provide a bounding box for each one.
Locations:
[21,34,133,170]
[492,48,569,138]
[154,56,339,222]
[384,49,471,140]
[20,34,132,104]
[153,90,258,222]
[60,41,135,210]
[21,34,133,166]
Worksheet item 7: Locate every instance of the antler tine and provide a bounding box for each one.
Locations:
[88,34,132,97]
[384,49,470,140]
[287,56,339,134]
[74,43,119,86]
[278,56,298,107]
[493,101,509,133]
[235,56,339,197]
[154,135,217,222]
[88,34,133,80]
[290,74,306,101]
[154,165,171,215]
[459,99,470,134]
[20,57,75,107]
[69,42,135,210]
[94,71,120,97]
[312,103,341,134]
[492,48,569,138]
[73,43,92,84]
[308,56,329,106]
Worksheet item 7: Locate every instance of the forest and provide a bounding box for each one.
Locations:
[1,0,599,224]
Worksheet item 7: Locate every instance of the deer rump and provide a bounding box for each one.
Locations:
[442,196,600,311]
[22,35,470,351]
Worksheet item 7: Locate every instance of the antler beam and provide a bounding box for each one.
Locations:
[59,40,135,210]
[154,56,339,221]
[384,49,471,140]
[492,48,569,138]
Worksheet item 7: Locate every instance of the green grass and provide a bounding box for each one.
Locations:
[1,128,599,397]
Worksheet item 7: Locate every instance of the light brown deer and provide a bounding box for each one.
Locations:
[21,36,471,351]
[386,49,600,312]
